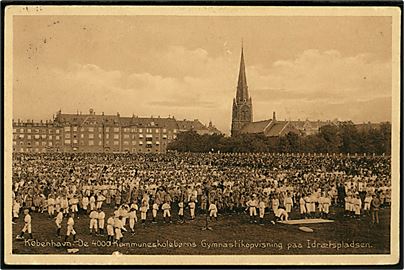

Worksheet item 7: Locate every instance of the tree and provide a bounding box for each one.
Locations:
[318,125,342,153]
[339,122,360,153]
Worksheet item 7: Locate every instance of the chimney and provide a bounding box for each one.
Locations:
[117,112,120,117]
[273,112,276,121]
[102,112,104,116]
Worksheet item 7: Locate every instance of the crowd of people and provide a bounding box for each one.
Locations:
[12,152,391,242]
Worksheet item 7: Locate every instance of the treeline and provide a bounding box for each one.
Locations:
[167,122,391,155]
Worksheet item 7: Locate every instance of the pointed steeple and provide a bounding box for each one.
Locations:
[236,45,249,102]
[231,44,253,137]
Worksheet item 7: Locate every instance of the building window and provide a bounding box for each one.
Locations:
[19,134,24,139]
[105,134,110,139]
[139,128,143,133]
[155,129,160,133]
[80,134,84,139]
[139,141,143,145]
[34,135,40,139]
[34,129,39,133]
[55,129,60,134]
[173,135,177,139]
[13,141,16,145]
[55,135,60,140]
[98,127,102,132]
[124,128,130,132]
[73,126,78,132]
[114,127,119,132]
[48,135,52,140]
[106,127,110,132]
[27,129,31,133]
[89,134,94,139]
[89,140,94,146]
[132,141,136,145]
[139,134,144,139]
[42,141,46,146]
[156,141,160,145]
[65,134,71,139]
[113,141,119,145]
[27,135,32,140]
[73,139,78,144]
[64,139,71,144]
[113,134,119,139]
[123,141,129,145]
[123,134,130,139]
[174,129,177,133]
[41,134,46,139]
[98,134,102,139]
[163,128,167,133]
[35,141,39,146]
[88,127,94,132]
[131,128,137,133]
[13,128,16,133]
[146,137,153,142]
[163,135,167,139]
[48,142,53,146]
[64,127,71,132]
[146,128,152,133]
[80,127,85,132]
[98,141,102,146]
[20,128,24,133]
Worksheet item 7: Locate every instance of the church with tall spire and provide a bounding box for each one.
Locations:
[231,45,300,138]
[231,45,253,136]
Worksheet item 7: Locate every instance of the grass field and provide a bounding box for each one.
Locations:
[12,206,390,255]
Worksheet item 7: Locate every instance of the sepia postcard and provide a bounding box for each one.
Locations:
[2,4,402,267]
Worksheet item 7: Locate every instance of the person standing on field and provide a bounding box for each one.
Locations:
[64,213,76,242]
[16,209,32,240]
[55,210,63,237]
[371,193,381,224]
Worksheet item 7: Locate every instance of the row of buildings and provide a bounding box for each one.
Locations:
[12,109,221,153]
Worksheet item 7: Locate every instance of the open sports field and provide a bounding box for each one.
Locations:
[12,207,390,255]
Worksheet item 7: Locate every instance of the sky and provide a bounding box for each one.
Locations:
[13,15,392,134]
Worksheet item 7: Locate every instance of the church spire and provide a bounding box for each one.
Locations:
[231,45,253,137]
[236,45,249,102]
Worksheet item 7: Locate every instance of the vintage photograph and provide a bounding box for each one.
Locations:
[3,5,401,266]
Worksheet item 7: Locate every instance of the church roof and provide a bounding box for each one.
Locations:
[239,119,298,137]
[265,121,290,137]
[239,120,272,134]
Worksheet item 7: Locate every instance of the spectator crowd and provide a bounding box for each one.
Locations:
[12,152,391,242]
